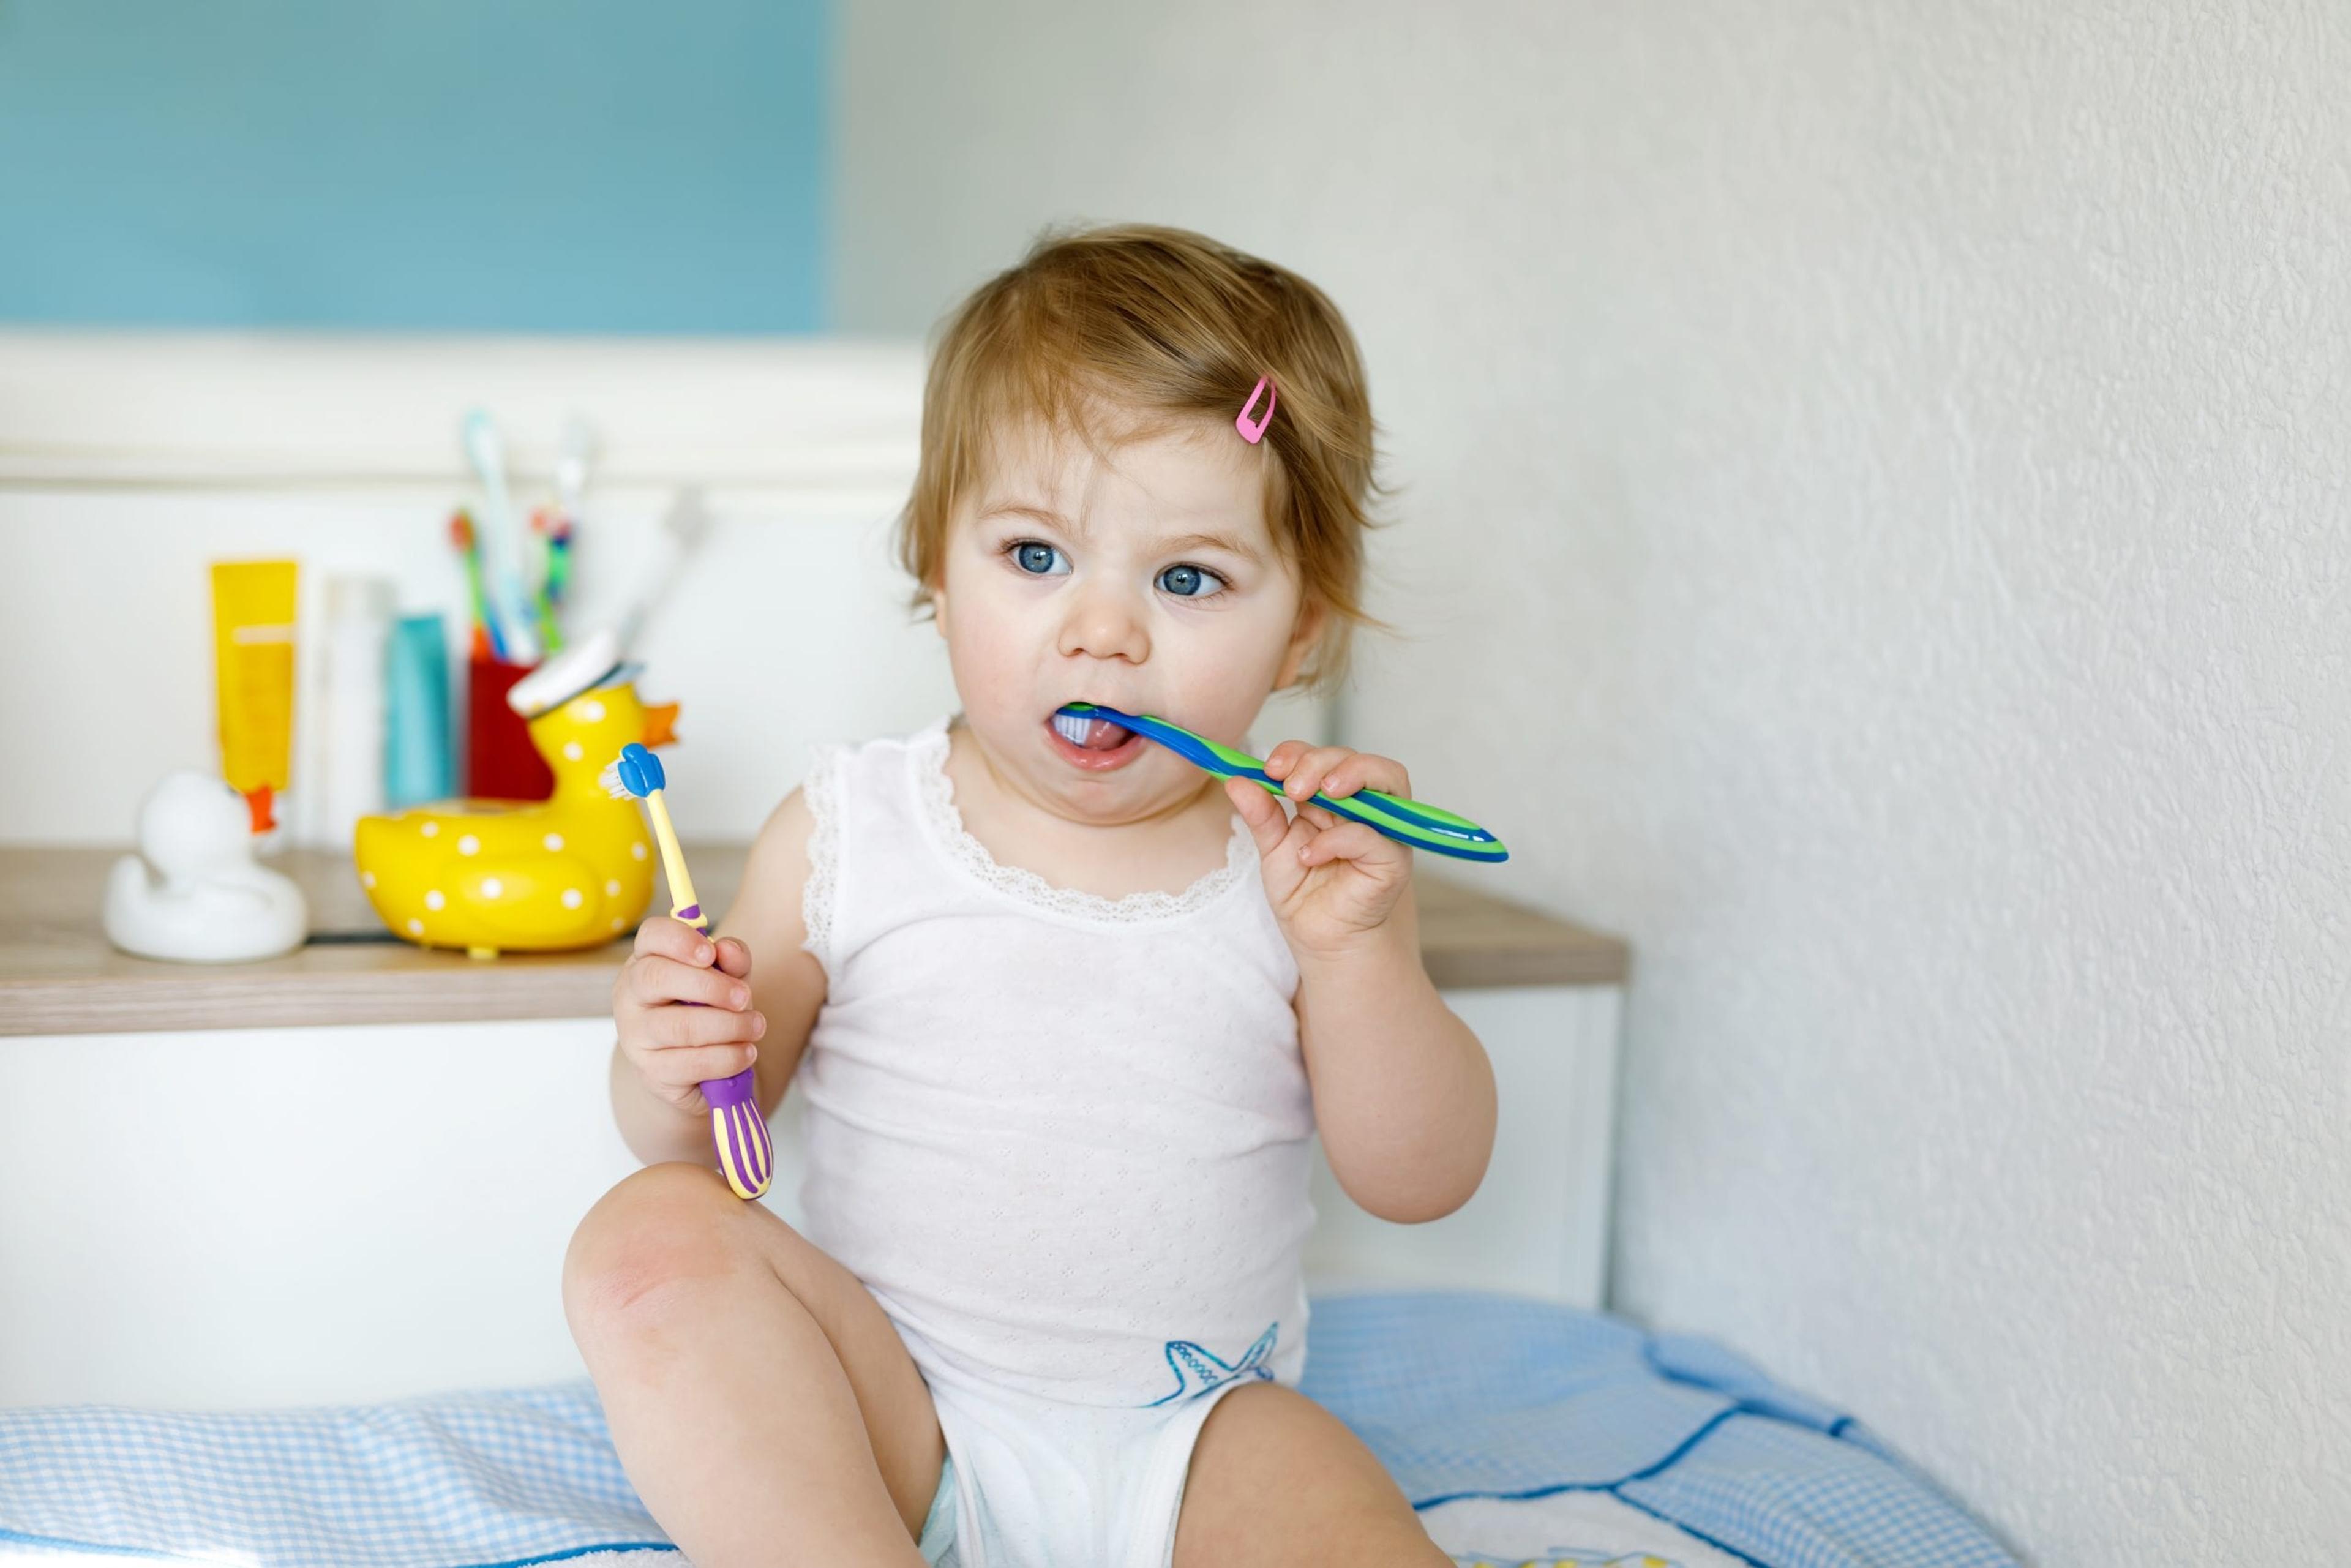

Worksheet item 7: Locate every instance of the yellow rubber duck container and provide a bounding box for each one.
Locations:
[356,654,672,957]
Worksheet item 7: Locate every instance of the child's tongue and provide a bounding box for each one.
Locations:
[1054,713,1134,751]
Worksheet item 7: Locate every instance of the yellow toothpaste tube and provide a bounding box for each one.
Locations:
[211,560,299,833]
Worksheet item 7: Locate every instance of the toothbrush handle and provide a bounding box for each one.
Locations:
[1114,711,1508,864]
[644,795,771,1200]
[1275,779,1509,864]
[643,793,702,918]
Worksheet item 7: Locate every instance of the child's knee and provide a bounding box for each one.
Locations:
[563,1161,765,1335]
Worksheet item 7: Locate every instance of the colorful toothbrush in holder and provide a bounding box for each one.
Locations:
[603,741,774,1201]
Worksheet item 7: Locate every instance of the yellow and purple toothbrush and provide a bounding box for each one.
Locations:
[602,741,774,1201]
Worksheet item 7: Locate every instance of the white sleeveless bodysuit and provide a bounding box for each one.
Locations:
[796,717,1318,1567]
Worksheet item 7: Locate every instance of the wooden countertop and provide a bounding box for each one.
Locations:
[0,844,1628,1037]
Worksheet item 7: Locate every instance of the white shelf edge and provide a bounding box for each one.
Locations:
[0,328,928,498]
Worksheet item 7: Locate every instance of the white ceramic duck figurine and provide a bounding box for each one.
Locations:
[103,771,309,963]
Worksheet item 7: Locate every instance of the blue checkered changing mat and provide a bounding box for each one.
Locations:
[0,1291,2016,1568]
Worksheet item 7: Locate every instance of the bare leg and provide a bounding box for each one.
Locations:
[1172,1381,1448,1566]
[564,1162,943,1567]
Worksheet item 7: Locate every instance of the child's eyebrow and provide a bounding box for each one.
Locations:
[1154,529,1265,564]
[977,500,1074,529]
[976,502,1266,565]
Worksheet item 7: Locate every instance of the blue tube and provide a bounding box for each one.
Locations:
[383,613,454,809]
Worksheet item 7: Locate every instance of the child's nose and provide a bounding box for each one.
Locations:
[1056,582,1150,664]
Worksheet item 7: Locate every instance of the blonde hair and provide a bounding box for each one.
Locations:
[894,222,1387,691]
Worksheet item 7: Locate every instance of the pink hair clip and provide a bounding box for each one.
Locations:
[1235,375,1276,444]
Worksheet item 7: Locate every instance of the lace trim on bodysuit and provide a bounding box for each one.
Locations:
[798,741,847,971]
[913,720,1254,925]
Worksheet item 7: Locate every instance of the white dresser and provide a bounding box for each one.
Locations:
[0,848,1627,1410]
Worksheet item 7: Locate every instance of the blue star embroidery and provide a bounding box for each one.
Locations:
[1144,1322,1279,1406]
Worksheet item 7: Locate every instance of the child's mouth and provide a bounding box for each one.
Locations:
[1046,708,1146,771]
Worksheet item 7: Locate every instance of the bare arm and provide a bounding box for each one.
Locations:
[1294,883,1495,1223]
[1226,743,1498,1225]
[608,787,828,1168]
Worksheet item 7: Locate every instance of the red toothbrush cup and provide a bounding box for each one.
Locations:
[466,655,555,801]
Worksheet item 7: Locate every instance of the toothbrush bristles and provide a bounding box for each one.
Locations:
[599,761,635,800]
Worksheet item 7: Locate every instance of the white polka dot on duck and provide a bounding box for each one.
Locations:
[631,842,647,861]
[561,888,583,909]
[424,890,446,911]
[610,917,626,932]
[481,878,503,899]
[420,821,439,838]
[458,835,479,856]
[407,918,424,935]
[563,741,583,762]
[577,699,606,722]
[361,871,376,889]
[543,832,564,852]
[604,879,621,896]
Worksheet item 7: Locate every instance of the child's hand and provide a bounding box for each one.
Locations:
[613,917,766,1117]
[1226,741,1414,962]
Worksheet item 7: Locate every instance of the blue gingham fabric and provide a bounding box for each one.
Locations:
[1299,1292,2019,1568]
[0,1292,2015,1567]
[0,1383,667,1567]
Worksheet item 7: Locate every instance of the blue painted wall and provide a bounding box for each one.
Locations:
[0,0,830,332]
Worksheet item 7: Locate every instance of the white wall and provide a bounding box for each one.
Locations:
[834,1,2351,1559]
[0,334,952,844]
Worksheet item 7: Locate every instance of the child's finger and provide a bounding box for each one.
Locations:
[1261,740,1310,780]
[1280,745,1362,803]
[1224,776,1292,858]
[651,1043,760,1093]
[1298,820,1393,869]
[650,1004,767,1051]
[634,916,714,968]
[711,937,754,980]
[1315,751,1411,802]
[629,955,748,1010]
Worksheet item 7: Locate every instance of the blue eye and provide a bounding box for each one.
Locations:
[1157,563,1224,598]
[1012,541,1067,576]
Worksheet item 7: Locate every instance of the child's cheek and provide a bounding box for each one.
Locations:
[943,571,1041,723]
[1178,623,1295,743]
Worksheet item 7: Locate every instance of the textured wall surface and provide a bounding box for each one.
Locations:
[836,1,2351,1558]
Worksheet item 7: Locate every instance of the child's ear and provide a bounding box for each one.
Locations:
[928,582,950,639]
[1275,598,1327,691]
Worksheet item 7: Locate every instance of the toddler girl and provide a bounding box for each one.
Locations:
[564,223,1497,1568]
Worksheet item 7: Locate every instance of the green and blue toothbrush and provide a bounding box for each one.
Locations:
[1054,703,1507,864]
